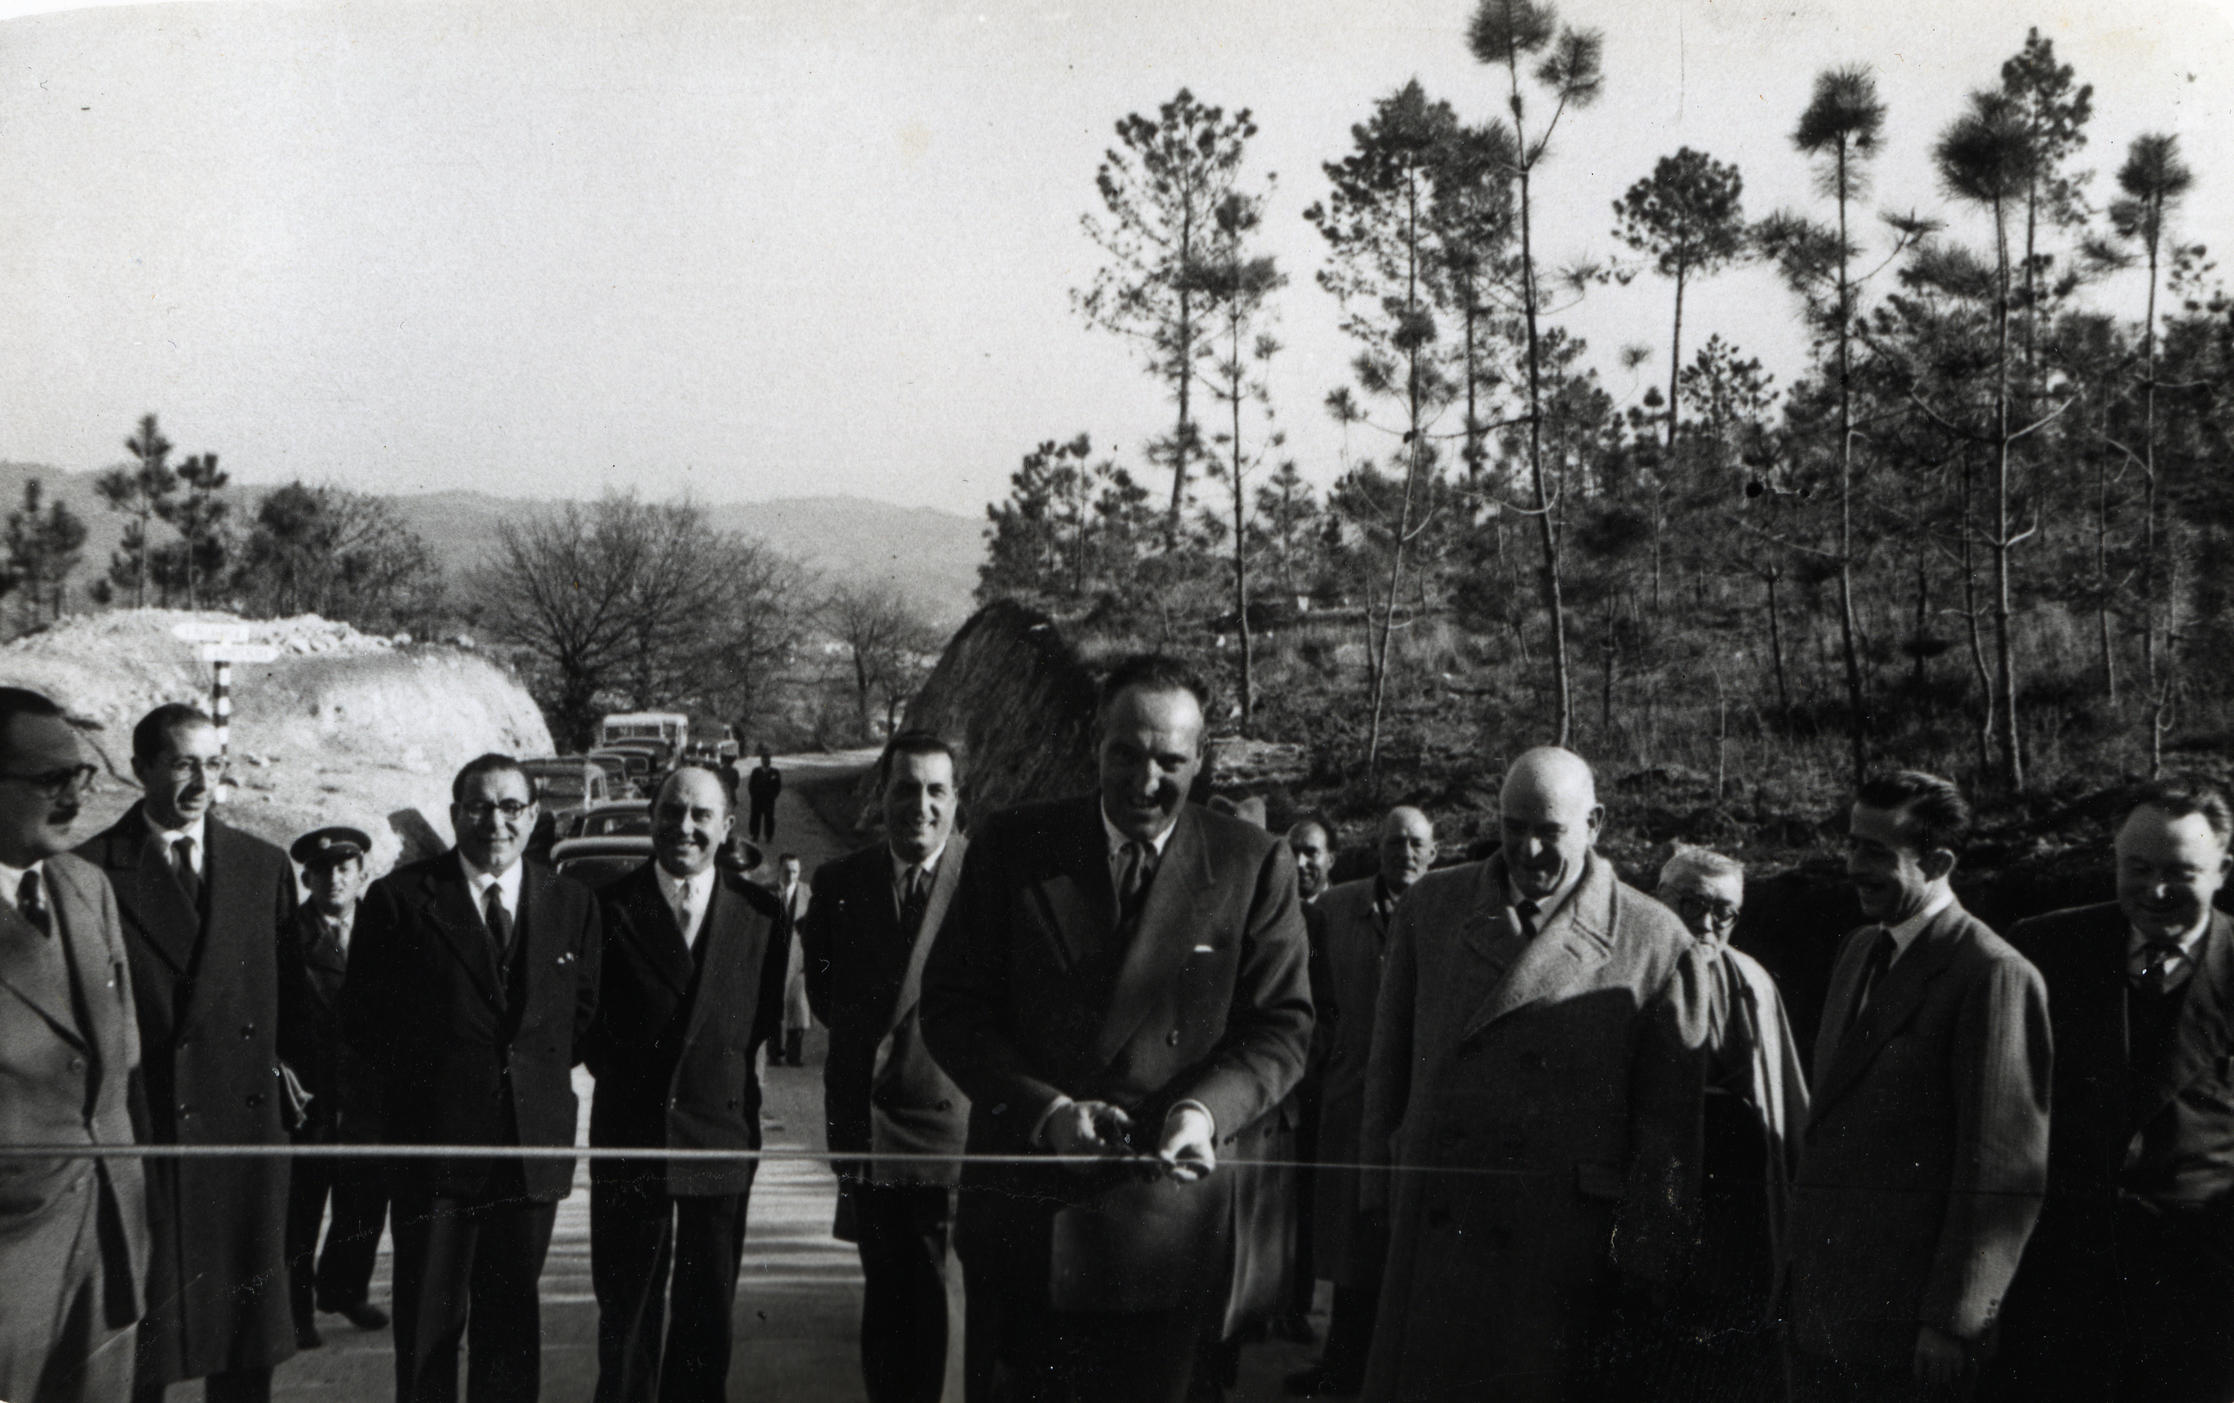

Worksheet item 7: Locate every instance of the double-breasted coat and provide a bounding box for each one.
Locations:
[801,836,971,1198]
[339,852,602,1200]
[1781,898,2050,1374]
[1357,851,1713,1402]
[78,806,298,1386]
[0,852,148,1402]
[920,795,1314,1317]
[583,860,787,1197]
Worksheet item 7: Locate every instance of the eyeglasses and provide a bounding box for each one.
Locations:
[460,800,534,822]
[0,763,99,799]
[1675,894,1742,927]
[161,757,228,781]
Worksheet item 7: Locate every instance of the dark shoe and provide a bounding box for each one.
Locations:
[296,1321,324,1350]
[1273,1313,1320,1345]
[1284,1364,1359,1397]
[318,1297,390,1331]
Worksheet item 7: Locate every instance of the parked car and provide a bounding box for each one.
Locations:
[520,757,610,827]
[587,747,655,796]
[583,750,636,797]
[569,799,653,840]
[548,833,761,887]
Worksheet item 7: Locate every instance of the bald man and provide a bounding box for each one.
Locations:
[1357,749,1712,1401]
[1287,807,1433,1397]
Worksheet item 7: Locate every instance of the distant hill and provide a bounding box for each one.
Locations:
[0,464,986,626]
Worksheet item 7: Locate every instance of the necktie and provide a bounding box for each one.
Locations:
[900,866,931,940]
[172,836,202,908]
[1852,926,1896,1020]
[1514,899,1540,941]
[1116,841,1154,925]
[2135,940,2189,995]
[483,883,514,966]
[673,879,700,948]
[17,869,49,935]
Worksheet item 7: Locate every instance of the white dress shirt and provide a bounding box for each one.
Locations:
[1884,887,1955,967]
[144,810,208,875]
[1102,806,1178,888]
[660,864,718,951]
[2128,913,2213,990]
[0,858,44,927]
[890,842,949,919]
[460,853,525,925]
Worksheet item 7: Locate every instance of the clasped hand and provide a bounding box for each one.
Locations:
[1044,1099,1216,1183]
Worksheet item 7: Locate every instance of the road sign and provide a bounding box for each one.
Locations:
[172,620,259,645]
[197,643,280,664]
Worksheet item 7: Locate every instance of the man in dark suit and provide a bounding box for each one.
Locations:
[801,731,972,1403]
[774,854,813,1066]
[1782,770,2050,1402]
[1271,816,1337,1348]
[1287,807,1433,1398]
[1988,780,2234,1403]
[276,825,390,1347]
[80,703,298,1403]
[746,750,781,843]
[583,763,787,1403]
[341,753,602,1403]
[921,654,1314,1403]
[0,687,147,1403]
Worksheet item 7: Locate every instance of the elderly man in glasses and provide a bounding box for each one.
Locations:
[81,703,302,1403]
[341,752,603,1403]
[1636,845,1809,1398]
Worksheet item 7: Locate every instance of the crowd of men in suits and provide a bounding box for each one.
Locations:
[2,652,2232,1403]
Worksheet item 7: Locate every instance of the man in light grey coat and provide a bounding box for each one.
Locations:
[1359,748,1711,1402]
[1782,770,2050,1402]
[0,687,148,1403]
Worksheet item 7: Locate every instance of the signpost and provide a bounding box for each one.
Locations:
[172,622,277,762]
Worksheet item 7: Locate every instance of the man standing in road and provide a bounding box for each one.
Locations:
[801,731,973,1403]
[922,654,1313,1403]
[0,688,147,1403]
[1288,807,1434,1398]
[81,704,299,1403]
[1782,770,2050,1402]
[1990,780,2234,1402]
[585,764,788,1403]
[774,853,813,1066]
[277,825,391,1347]
[746,749,782,843]
[1358,747,1710,1401]
[341,754,603,1403]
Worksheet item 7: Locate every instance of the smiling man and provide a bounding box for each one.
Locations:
[340,753,602,1403]
[1989,780,2234,1403]
[801,731,974,1403]
[921,654,1312,1403]
[1783,770,2049,1403]
[1356,746,1710,1401]
[82,704,299,1403]
[583,763,786,1403]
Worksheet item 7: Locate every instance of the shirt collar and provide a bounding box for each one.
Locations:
[1102,805,1180,863]
[459,852,525,913]
[1507,853,1587,929]
[0,858,43,914]
[1885,886,1955,959]
[660,863,717,903]
[2129,912,2213,961]
[144,808,208,857]
[891,842,948,890]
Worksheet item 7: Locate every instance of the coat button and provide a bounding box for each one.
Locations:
[68,1057,85,1072]
[247,1092,265,1107]
[241,1023,255,1037]
[1166,1030,1181,1047]
[937,1100,952,1112]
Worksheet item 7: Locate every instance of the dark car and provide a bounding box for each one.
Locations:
[549,834,761,887]
[570,800,653,839]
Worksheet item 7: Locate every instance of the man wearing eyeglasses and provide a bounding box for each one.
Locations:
[80,703,300,1403]
[0,687,147,1403]
[340,752,602,1403]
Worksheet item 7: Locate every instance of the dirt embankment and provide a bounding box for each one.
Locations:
[1,610,551,874]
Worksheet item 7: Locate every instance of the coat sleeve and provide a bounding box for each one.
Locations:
[569,888,603,1061]
[1923,949,2051,1340]
[1357,893,1421,1219]
[1165,838,1313,1142]
[919,817,1071,1150]
[337,877,403,1137]
[800,864,835,1027]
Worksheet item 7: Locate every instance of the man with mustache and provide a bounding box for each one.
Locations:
[922,654,1312,1403]
[81,704,299,1403]
[1782,770,2049,1402]
[341,753,603,1403]
[584,763,787,1403]
[1988,780,2234,1403]
[1288,806,1434,1398]
[0,688,146,1403]
[1357,747,1710,1401]
[801,731,973,1403]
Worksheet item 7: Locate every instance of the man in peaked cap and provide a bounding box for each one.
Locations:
[277,826,392,1346]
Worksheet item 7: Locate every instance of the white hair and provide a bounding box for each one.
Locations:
[1658,843,1744,892]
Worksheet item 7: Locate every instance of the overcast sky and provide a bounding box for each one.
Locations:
[4,0,2230,512]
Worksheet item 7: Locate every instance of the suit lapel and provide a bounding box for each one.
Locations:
[0,894,84,1049]
[622,864,695,997]
[890,833,968,1032]
[2135,908,2234,1126]
[1812,902,1967,1113]
[426,854,504,1007]
[1094,809,1216,1066]
[677,877,751,1054]
[1461,853,1615,1040]
[1031,800,1118,971]
[105,807,202,977]
[47,859,123,1093]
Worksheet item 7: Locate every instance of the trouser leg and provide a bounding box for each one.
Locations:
[856,1182,953,1403]
[315,1165,390,1309]
[1319,1283,1380,1387]
[390,1189,479,1403]
[591,1181,672,1403]
[658,1190,750,1403]
[462,1199,556,1403]
[204,1366,273,1403]
[286,1151,336,1330]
